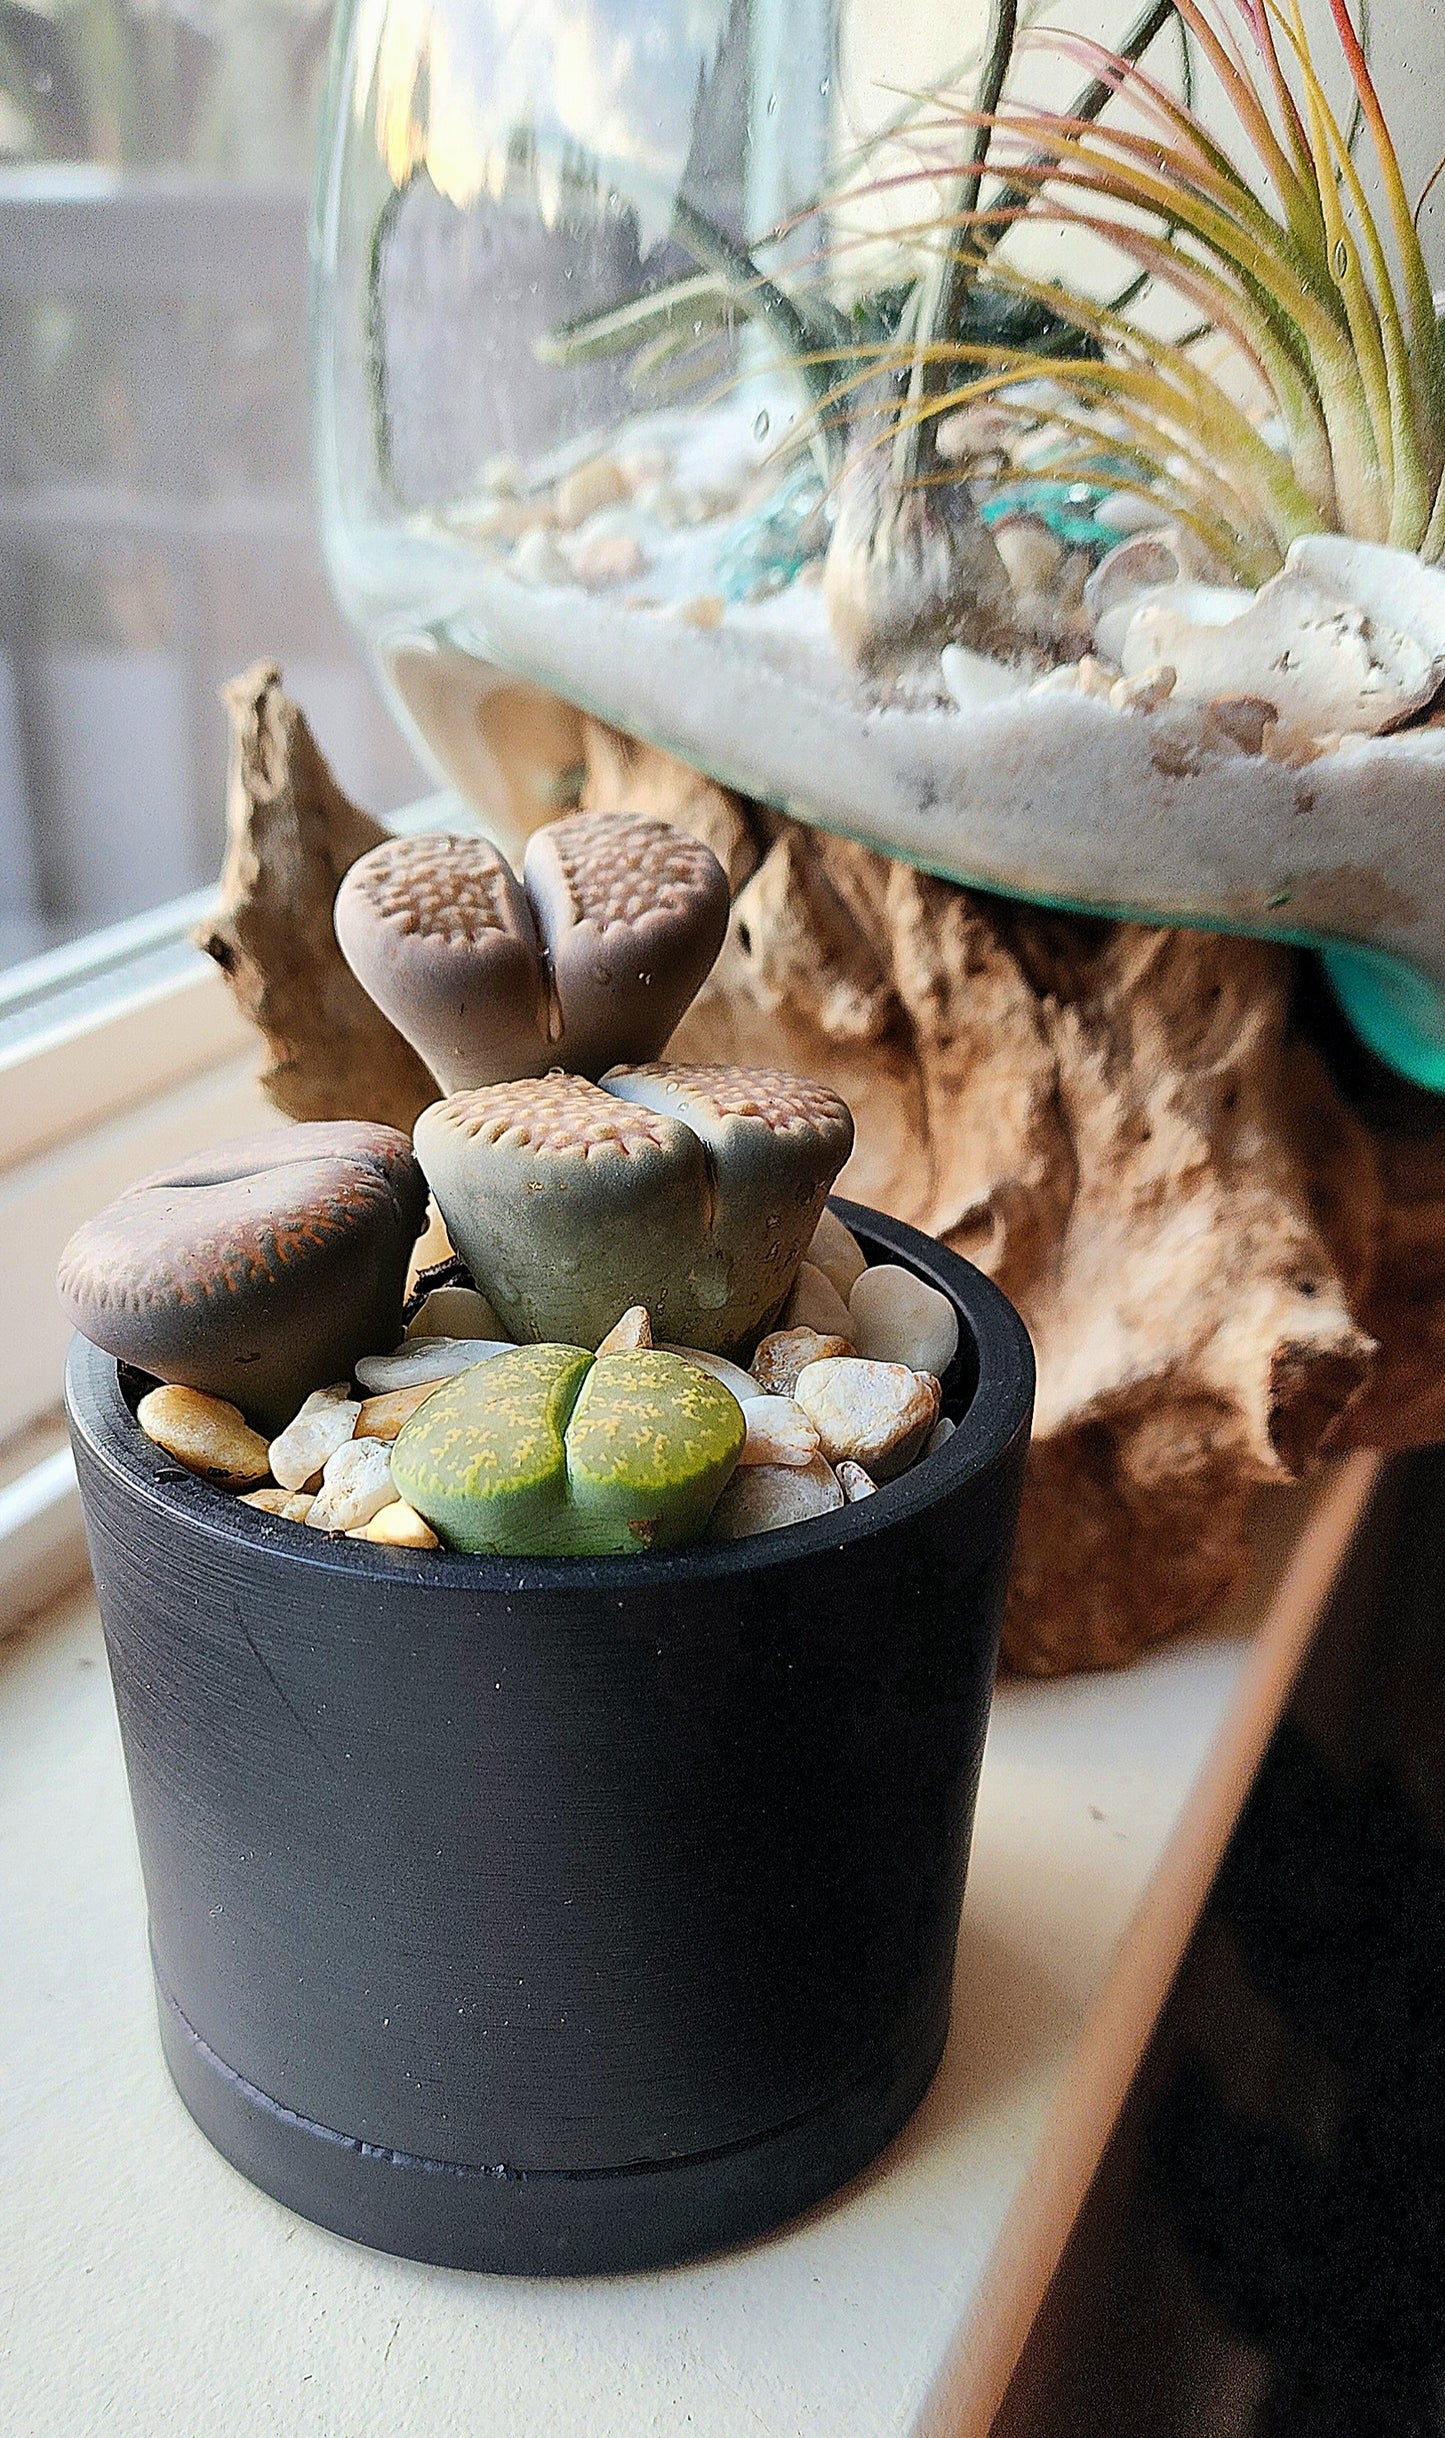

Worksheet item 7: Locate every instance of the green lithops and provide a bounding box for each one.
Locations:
[390,1344,745,1557]
[413,1065,853,1356]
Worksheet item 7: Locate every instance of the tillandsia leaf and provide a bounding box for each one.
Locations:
[946,122,1389,536]
[1267,0,1431,545]
[994,404,1281,574]
[1026,19,1311,245]
[535,272,733,368]
[1226,0,1321,205]
[1320,0,1444,414]
[1166,0,1323,247]
[924,185,1338,523]
[836,340,1312,566]
[975,0,1182,262]
[896,0,1020,488]
[1263,1,1398,520]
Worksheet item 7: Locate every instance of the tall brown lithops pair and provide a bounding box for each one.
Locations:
[334,812,855,1358]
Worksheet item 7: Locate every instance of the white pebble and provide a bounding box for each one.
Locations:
[924,1414,956,1460]
[307,1437,396,1533]
[659,1345,756,1409]
[738,1396,820,1469]
[268,1385,361,1492]
[836,1460,878,1501]
[806,1209,868,1302]
[512,526,572,586]
[630,476,691,528]
[707,1455,843,1540]
[848,1265,960,1377]
[794,1358,941,1483]
[784,1261,855,1341]
[406,1285,505,1341]
[571,528,646,587]
[354,1337,514,1392]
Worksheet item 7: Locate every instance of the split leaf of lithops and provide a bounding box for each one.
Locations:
[414,1067,854,1357]
[333,813,729,1093]
[390,1344,745,1556]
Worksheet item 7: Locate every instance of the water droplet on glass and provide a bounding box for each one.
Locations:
[766,91,778,115]
[820,77,831,96]
[754,408,770,441]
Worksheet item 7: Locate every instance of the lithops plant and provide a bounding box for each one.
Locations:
[57,1122,427,1432]
[390,1343,745,1555]
[414,1066,853,1356]
[333,813,729,1092]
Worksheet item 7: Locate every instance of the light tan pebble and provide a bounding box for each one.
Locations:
[1031,661,1085,696]
[1110,662,1176,713]
[659,1345,756,1409]
[512,526,572,586]
[307,1437,395,1533]
[347,1500,440,1550]
[136,1384,271,1491]
[836,1460,878,1502]
[631,476,691,527]
[1076,653,1118,700]
[706,1455,844,1541]
[241,1487,316,1523]
[924,1414,956,1459]
[679,484,734,525]
[553,455,628,528]
[1201,694,1277,757]
[406,1202,454,1290]
[406,1285,505,1342]
[460,499,548,544]
[848,1265,960,1377]
[676,593,725,630]
[805,1209,868,1303]
[784,1260,855,1341]
[597,1305,652,1354]
[750,1326,855,1398]
[571,529,646,588]
[738,1396,820,1469]
[355,1337,513,1393]
[616,444,669,487]
[993,517,1065,600]
[354,1381,446,1443]
[268,1385,361,1492]
[793,1358,941,1483]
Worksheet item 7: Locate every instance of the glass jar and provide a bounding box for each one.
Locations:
[311,0,1445,1089]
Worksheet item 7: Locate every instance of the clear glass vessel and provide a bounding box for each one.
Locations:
[311,0,1445,1088]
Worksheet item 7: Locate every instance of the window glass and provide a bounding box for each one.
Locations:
[0,1,425,969]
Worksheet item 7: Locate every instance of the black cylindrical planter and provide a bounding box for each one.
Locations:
[66,1200,1033,2274]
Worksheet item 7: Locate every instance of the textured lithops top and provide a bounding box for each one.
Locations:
[415,1066,853,1358]
[390,1343,745,1556]
[333,812,729,1092]
[56,1122,427,1432]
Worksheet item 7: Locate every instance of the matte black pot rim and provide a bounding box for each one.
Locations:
[65,1196,1034,1597]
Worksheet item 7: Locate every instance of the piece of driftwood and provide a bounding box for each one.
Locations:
[196,664,437,1132]
[199,672,1445,1674]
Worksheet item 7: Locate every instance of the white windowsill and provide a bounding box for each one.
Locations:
[0,1454,1380,2437]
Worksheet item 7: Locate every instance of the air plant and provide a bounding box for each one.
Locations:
[835,0,1445,587]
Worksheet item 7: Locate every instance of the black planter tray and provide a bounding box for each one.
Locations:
[64,1199,1034,2274]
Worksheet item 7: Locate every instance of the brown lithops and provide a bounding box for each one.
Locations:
[333,812,729,1092]
[56,1121,427,1432]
